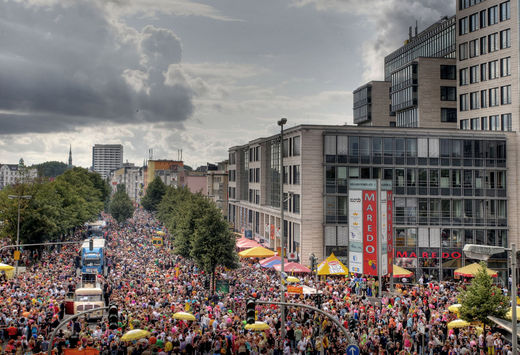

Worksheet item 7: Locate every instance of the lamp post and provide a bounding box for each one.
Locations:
[462,244,517,354]
[8,194,32,275]
[278,117,287,343]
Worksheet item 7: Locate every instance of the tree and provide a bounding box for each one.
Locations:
[459,262,509,325]
[109,185,134,224]
[32,161,69,178]
[141,176,166,212]
[191,203,239,292]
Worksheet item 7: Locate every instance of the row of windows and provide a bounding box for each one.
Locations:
[459,0,485,10]
[460,85,511,111]
[396,228,506,249]
[248,189,260,204]
[283,136,301,158]
[460,57,511,85]
[249,146,260,162]
[460,114,512,131]
[248,168,260,183]
[396,108,418,127]
[459,29,510,60]
[459,2,510,36]
[283,193,300,214]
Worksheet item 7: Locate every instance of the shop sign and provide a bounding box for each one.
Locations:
[396,251,462,259]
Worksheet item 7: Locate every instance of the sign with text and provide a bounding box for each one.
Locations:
[363,190,378,276]
[348,190,363,273]
[387,190,393,274]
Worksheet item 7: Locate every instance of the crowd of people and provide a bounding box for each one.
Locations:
[0,210,514,354]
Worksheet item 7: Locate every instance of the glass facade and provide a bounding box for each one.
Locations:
[324,133,508,280]
[353,86,371,124]
[384,16,456,81]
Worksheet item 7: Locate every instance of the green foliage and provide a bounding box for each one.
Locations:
[156,187,238,272]
[32,161,69,178]
[0,168,107,244]
[109,184,134,224]
[459,262,509,325]
[141,176,166,212]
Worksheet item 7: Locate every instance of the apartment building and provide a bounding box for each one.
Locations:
[92,144,123,180]
[207,161,229,218]
[108,163,144,203]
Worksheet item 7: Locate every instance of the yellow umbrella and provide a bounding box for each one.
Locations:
[454,263,498,278]
[0,263,14,271]
[392,265,413,278]
[505,306,520,320]
[448,304,462,313]
[447,319,470,329]
[317,253,348,276]
[245,321,270,331]
[238,246,275,258]
[286,276,300,283]
[173,312,196,321]
[155,231,166,236]
[121,329,151,341]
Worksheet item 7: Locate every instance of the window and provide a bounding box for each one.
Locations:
[292,165,300,185]
[488,5,498,25]
[441,108,457,122]
[488,33,498,52]
[481,116,488,130]
[459,43,468,60]
[481,90,488,108]
[490,115,500,130]
[471,118,480,130]
[469,39,479,58]
[489,87,499,107]
[440,65,456,80]
[500,29,511,49]
[480,9,487,28]
[470,65,479,84]
[459,68,468,86]
[502,114,512,131]
[293,194,300,214]
[480,63,487,81]
[441,87,456,101]
[459,17,469,35]
[470,91,480,110]
[489,60,498,79]
[500,1,510,21]
[480,36,487,55]
[460,94,468,112]
[292,136,301,156]
[501,85,511,105]
[460,119,469,130]
[501,57,511,76]
[470,13,479,32]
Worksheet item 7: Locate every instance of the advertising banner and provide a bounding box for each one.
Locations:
[387,190,393,274]
[363,190,378,276]
[348,190,363,274]
[380,190,388,276]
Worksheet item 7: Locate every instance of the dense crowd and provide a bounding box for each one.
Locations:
[0,210,514,354]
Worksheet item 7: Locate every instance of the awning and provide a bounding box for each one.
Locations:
[454,263,498,278]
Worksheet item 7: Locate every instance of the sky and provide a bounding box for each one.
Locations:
[0,0,454,169]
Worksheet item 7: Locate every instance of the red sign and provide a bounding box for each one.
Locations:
[396,251,462,259]
[287,286,303,294]
[363,190,378,276]
[270,224,275,240]
[387,191,393,274]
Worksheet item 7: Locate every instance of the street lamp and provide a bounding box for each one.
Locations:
[8,194,32,275]
[278,117,287,343]
[462,244,517,354]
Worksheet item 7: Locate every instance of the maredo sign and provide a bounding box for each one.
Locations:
[396,251,462,259]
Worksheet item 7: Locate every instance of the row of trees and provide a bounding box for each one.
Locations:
[0,167,110,244]
[142,176,238,285]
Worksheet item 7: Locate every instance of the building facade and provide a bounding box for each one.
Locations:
[353,81,394,126]
[0,163,38,189]
[457,0,516,132]
[92,144,123,180]
[107,164,144,204]
[228,125,512,281]
[206,161,229,217]
[145,160,184,190]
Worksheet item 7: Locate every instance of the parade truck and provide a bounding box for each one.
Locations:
[81,238,106,275]
[73,287,104,320]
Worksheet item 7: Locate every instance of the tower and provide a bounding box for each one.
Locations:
[68,145,73,168]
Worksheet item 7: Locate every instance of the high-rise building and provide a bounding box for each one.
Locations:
[92,144,123,179]
[456,0,514,132]
[353,81,394,126]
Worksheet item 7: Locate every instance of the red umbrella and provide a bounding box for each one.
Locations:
[236,237,261,249]
[274,262,311,273]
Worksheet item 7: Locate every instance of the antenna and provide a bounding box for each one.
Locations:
[415,20,418,36]
[149,148,153,160]
[409,26,412,40]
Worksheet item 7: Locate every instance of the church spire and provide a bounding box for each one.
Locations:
[68,145,72,168]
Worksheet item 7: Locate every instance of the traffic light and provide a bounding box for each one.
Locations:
[108,304,119,330]
[246,299,256,324]
[69,333,79,348]
[314,294,322,308]
[348,317,356,329]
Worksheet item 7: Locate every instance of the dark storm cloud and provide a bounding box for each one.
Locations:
[0,1,194,135]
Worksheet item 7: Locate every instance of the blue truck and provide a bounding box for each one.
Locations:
[81,238,106,275]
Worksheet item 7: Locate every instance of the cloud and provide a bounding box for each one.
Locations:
[0,0,195,134]
[291,0,454,81]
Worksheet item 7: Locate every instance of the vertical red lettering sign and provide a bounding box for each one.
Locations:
[387,191,393,274]
[363,190,378,276]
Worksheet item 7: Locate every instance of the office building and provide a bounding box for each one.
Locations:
[92,144,123,180]
[353,81,394,126]
[228,124,512,280]
[206,161,229,217]
[456,0,515,132]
